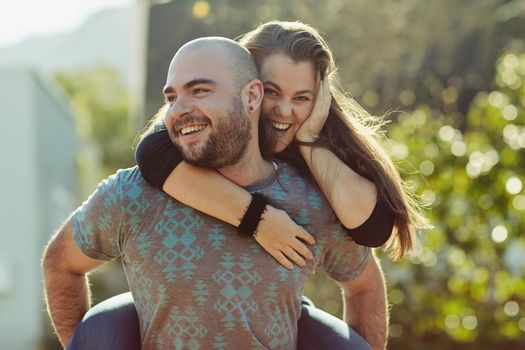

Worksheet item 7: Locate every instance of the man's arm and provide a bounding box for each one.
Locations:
[337,254,388,350]
[42,218,106,349]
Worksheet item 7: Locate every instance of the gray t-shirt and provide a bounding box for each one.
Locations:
[72,163,370,349]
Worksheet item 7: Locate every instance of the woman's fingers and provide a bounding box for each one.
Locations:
[296,77,331,142]
[284,247,307,267]
[295,227,315,245]
[318,77,331,113]
[273,251,295,270]
[290,240,314,261]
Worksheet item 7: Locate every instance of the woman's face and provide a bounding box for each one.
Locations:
[259,53,317,153]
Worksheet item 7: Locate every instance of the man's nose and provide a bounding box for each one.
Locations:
[275,101,293,118]
[168,96,194,121]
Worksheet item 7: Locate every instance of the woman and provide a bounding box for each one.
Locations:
[137,22,423,267]
[68,21,427,350]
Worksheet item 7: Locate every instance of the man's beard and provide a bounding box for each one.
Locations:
[173,98,252,169]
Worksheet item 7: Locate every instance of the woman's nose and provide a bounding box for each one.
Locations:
[275,101,293,118]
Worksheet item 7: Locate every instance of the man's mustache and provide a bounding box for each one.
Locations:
[173,115,211,129]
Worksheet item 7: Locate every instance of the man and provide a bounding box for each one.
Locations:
[43,37,387,349]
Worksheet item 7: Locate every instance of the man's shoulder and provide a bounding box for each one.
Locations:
[102,166,155,194]
[112,166,145,184]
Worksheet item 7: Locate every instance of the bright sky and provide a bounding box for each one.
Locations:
[0,0,135,49]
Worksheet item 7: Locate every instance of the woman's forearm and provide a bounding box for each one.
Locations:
[298,144,377,229]
[136,128,315,268]
[163,162,251,226]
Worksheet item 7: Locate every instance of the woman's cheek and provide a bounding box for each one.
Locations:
[298,106,312,123]
[261,100,273,117]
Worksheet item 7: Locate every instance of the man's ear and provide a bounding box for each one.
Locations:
[242,79,264,113]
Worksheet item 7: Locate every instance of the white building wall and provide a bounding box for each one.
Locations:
[0,68,76,350]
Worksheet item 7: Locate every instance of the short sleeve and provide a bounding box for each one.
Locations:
[321,231,371,282]
[71,172,124,260]
[135,122,183,190]
[343,198,395,247]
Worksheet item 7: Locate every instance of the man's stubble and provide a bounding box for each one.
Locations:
[173,97,252,169]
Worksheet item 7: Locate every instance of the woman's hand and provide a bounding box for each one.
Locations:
[295,77,331,143]
[254,206,316,269]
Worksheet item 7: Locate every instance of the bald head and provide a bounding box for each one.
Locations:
[171,37,259,90]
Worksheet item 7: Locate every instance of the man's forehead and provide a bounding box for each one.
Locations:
[166,47,229,86]
[165,64,221,89]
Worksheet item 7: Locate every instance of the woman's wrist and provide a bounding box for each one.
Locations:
[237,192,268,237]
[295,133,319,143]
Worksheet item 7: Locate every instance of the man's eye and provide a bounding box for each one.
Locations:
[193,88,209,95]
[264,89,277,96]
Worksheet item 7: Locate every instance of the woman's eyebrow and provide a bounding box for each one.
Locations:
[263,81,281,90]
[294,89,315,95]
[263,81,315,95]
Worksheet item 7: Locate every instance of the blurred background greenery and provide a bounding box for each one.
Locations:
[48,0,524,349]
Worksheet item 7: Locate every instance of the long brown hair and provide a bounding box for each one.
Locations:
[240,21,429,260]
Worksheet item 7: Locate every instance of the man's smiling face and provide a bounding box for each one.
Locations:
[162,45,251,168]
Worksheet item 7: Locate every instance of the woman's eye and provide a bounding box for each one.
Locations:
[295,96,310,101]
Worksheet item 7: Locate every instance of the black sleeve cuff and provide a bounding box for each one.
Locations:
[135,124,183,190]
[344,198,395,247]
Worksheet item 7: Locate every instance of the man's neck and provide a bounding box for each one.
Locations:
[218,149,274,187]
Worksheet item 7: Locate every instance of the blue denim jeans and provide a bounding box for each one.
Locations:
[67,292,371,350]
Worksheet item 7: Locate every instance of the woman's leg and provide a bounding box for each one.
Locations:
[297,296,372,350]
[66,292,141,350]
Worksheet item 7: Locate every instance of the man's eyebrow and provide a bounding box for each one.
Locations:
[163,78,216,95]
[183,78,216,89]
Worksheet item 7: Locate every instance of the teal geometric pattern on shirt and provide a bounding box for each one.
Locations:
[208,225,226,250]
[213,252,261,331]
[131,266,156,322]
[276,262,303,283]
[136,231,152,259]
[307,188,323,211]
[121,180,150,232]
[72,166,371,348]
[265,307,291,348]
[212,333,226,350]
[163,306,208,350]
[261,283,291,348]
[192,280,209,306]
[154,205,205,282]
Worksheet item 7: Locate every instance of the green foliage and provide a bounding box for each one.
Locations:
[55,66,135,180]
[388,51,524,348]
[307,51,525,349]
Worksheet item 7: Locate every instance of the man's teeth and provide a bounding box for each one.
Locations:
[180,125,206,135]
[272,122,292,131]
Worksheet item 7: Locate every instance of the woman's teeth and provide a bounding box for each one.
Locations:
[272,122,292,131]
[180,125,207,135]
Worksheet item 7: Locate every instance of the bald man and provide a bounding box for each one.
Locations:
[43,37,382,349]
